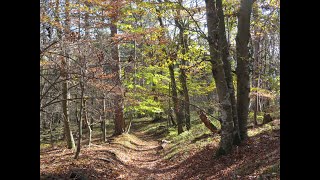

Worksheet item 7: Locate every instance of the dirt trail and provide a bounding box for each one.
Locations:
[95,125,177,179]
[40,120,280,180]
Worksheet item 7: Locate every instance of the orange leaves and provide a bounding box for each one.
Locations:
[111,27,163,45]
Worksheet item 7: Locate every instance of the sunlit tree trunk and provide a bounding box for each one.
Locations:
[56,0,75,149]
[83,98,92,147]
[205,0,234,155]
[102,93,107,142]
[156,3,183,134]
[216,0,241,144]
[75,73,85,159]
[169,64,184,134]
[110,22,125,136]
[236,0,254,140]
[175,1,191,130]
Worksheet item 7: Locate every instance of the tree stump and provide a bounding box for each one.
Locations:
[263,113,273,124]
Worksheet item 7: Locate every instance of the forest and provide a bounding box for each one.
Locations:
[40,0,280,179]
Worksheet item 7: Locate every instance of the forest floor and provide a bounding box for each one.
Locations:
[40,118,280,180]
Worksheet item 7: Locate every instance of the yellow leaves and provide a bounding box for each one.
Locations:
[250,87,275,99]
[40,14,50,23]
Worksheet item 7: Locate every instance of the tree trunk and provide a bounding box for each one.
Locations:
[110,22,125,136]
[102,93,107,142]
[175,12,191,131]
[252,27,260,127]
[75,75,85,159]
[156,5,182,134]
[49,115,55,148]
[205,0,234,155]
[169,64,184,134]
[216,0,241,145]
[236,0,254,140]
[54,0,75,149]
[83,99,92,147]
[61,57,75,149]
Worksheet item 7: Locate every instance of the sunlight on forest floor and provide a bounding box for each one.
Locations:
[40,114,279,179]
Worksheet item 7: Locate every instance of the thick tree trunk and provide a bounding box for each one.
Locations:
[236,0,254,140]
[110,22,125,136]
[205,0,234,155]
[216,0,241,145]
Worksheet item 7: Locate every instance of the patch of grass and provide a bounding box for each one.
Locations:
[160,113,220,160]
[248,120,280,137]
[40,143,51,150]
[248,111,264,125]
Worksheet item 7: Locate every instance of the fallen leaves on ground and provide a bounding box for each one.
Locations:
[40,120,280,179]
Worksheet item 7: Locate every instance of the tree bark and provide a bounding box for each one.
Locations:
[58,0,76,149]
[216,0,241,145]
[101,96,107,142]
[236,0,254,140]
[83,98,92,147]
[110,22,125,136]
[61,58,75,149]
[205,0,234,155]
[156,4,183,134]
[169,64,184,134]
[175,9,191,131]
[75,72,85,159]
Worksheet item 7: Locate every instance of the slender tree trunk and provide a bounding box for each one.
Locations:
[49,115,54,148]
[206,77,215,114]
[169,64,184,134]
[175,10,191,130]
[61,0,75,150]
[205,0,234,155]
[61,58,75,149]
[156,5,182,133]
[252,27,260,127]
[75,73,85,159]
[110,22,125,136]
[54,0,75,149]
[83,99,92,147]
[253,93,259,126]
[236,0,254,140]
[216,0,241,144]
[102,93,107,142]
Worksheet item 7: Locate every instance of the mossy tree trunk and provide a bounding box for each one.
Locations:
[216,0,241,144]
[205,0,234,155]
[174,4,191,130]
